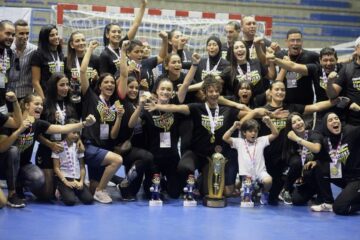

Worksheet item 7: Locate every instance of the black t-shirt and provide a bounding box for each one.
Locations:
[81,87,118,149]
[220,60,268,97]
[244,38,271,61]
[141,98,181,158]
[194,57,229,83]
[99,36,129,78]
[16,119,51,165]
[64,54,99,88]
[260,103,305,164]
[0,48,13,106]
[140,57,158,91]
[31,50,65,92]
[289,130,322,163]
[221,43,230,61]
[276,49,319,105]
[317,124,360,179]
[335,61,360,125]
[0,112,9,127]
[188,103,239,158]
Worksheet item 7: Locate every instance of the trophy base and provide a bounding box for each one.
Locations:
[240,201,254,208]
[183,200,197,207]
[203,196,227,208]
[149,199,163,206]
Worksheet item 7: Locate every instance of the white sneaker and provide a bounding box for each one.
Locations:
[94,189,112,204]
[311,203,333,212]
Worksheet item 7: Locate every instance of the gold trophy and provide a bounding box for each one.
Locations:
[203,152,227,208]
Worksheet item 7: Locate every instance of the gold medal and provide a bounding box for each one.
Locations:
[210,135,215,143]
[330,166,338,176]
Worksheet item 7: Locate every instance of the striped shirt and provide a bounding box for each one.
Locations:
[9,42,37,99]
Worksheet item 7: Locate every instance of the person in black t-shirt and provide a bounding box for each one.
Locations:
[280,112,322,205]
[34,73,79,201]
[65,31,99,106]
[81,40,126,203]
[31,24,64,99]
[99,0,147,78]
[327,37,360,126]
[167,29,193,71]
[194,36,229,84]
[310,112,360,215]
[275,28,319,105]
[220,40,275,97]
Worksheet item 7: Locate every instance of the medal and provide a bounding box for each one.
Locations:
[210,134,215,143]
[330,165,338,176]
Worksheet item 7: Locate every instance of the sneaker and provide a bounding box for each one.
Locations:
[260,192,269,205]
[94,189,112,204]
[7,194,26,208]
[117,184,136,202]
[279,189,293,205]
[311,203,333,212]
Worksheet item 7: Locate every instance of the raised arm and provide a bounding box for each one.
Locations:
[177,53,201,103]
[110,102,125,139]
[127,0,147,40]
[117,40,130,99]
[326,71,342,99]
[145,101,190,115]
[262,115,278,142]
[0,120,30,153]
[3,92,22,128]
[157,31,168,64]
[253,37,267,65]
[222,121,241,146]
[81,41,99,95]
[239,107,270,125]
[304,98,339,115]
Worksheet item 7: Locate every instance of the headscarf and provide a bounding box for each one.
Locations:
[206,36,222,69]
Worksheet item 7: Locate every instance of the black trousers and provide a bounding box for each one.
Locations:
[57,178,93,206]
[0,146,20,192]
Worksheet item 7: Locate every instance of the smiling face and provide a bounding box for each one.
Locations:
[0,22,15,48]
[156,80,173,104]
[70,33,86,54]
[126,80,139,100]
[99,75,116,98]
[286,33,302,56]
[26,96,44,119]
[15,25,29,48]
[205,85,220,107]
[57,77,70,99]
[270,81,286,103]
[291,115,305,134]
[320,54,337,74]
[207,40,220,57]
[233,41,247,64]
[165,54,182,76]
[48,28,60,48]
[107,25,122,46]
[142,41,151,58]
[326,113,342,135]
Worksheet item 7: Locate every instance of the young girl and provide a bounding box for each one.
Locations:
[223,117,278,205]
[52,119,93,206]
[281,112,322,205]
[31,24,64,99]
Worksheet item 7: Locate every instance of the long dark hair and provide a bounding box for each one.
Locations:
[43,73,77,123]
[95,73,118,103]
[228,40,249,87]
[66,31,83,70]
[103,23,122,46]
[235,81,255,107]
[38,24,62,55]
[282,112,306,162]
[125,76,140,104]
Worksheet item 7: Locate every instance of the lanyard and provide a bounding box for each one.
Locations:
[205,102,219,140]
[327,134,343,164]
[107,45,121,59]
[206,58,221,72]
[299,130,309,166]
[237,62,251,82]
[75,56,80,75]
[50,51,61,72]
[56,102,66,125]
[244,139,257,171]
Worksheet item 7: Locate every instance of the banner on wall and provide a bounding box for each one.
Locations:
[0,7,32,24]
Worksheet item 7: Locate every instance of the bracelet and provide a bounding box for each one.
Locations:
[297,138,302,144]
[192,63,199,67]
[81,121,86,127]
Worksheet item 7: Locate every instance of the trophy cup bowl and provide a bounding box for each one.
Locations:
[203,152,227,208]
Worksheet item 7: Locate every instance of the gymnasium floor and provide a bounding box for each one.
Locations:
[0,184,358,240]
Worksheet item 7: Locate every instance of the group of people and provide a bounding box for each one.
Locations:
[1,0,360,216]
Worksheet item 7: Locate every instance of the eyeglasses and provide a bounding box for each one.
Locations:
[14,58,20,71]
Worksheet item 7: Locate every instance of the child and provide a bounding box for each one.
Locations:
[223,117,278,205]
[52,119,93,206]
